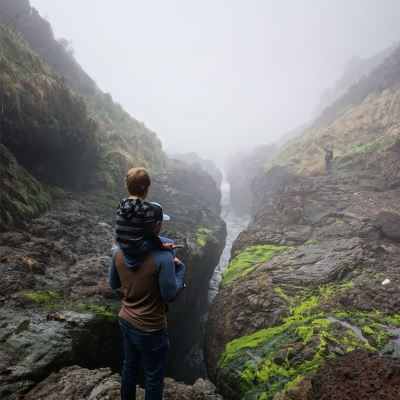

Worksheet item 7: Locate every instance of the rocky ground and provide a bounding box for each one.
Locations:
[205,146,400,399]
[0,164,226,399]
[275,350,400,400]
[24,365,222,400]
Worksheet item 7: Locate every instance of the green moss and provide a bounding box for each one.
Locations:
[221,244,291,287]
[22,290,118,320]
[335,135,396,161]
[196,227,216,247]
[274,287,292,303]
[383,315,400,327]
[332,218,345,225]
[23,290,61,309]
[361,326,374,335]
[304,239,317,245]
[216,281,397,400]
[88,305,117,320]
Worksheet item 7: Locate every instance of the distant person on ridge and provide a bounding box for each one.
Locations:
[109,201,185,400]
[324,148,334,174]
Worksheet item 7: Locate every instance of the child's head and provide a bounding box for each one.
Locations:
[125,167,151,198]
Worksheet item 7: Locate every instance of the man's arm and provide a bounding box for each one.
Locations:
[108,248,121,289]
[154,251,185,302]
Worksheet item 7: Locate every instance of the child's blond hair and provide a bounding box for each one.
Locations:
[125,167,151,197]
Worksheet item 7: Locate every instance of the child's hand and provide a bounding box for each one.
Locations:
[161,242,174,251]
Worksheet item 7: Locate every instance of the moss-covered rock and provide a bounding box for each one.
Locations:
[216,283,399,400]
[0,144,51,230]
[221,244,292,288]
[196,227,217,247]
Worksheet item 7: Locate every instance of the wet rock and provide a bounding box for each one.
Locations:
[25,365,222,400]
[305,350,400,400]
[373,211,400,242]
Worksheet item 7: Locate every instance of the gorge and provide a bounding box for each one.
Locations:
[1,1,400,399]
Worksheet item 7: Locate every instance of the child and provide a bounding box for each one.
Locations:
[115,167,174,268]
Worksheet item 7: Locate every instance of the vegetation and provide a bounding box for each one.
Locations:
[216,282,399,400]
[23,290,61,304]
[0,144,51,230]
[264,84,400,175]
[0,8,167,229]
[22,289,119,320]
[221,244,292,288]
[196,227,217,247]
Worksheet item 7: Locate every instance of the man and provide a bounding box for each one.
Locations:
[109,202,185,400]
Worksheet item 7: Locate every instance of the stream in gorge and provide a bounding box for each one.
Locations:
[208,180,250,304]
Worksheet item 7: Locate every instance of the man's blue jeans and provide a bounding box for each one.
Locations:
[118,318,170,400]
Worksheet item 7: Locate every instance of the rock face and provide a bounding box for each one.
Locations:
[151,161,226,382]
[24,365,222,400]
[170,152,223,188]
[206,163,400,399]
[225,144,277,213]
[205,45,400,400]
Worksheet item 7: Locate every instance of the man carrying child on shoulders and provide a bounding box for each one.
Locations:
[109,167,185,400]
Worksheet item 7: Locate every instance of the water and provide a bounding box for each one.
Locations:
[327,317,369,344]
[208,180,250,304]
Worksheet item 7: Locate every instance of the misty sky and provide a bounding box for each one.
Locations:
[30,0,400,165]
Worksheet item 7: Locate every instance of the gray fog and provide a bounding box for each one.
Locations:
[30,0,400,165]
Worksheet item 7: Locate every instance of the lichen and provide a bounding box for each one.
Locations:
[221,244,291,287]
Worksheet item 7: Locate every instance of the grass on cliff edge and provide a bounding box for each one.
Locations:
[220,244,292,288]
[0,144,51,230]
[216,282,400,400]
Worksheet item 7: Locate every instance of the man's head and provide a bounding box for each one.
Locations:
[150,202,170,235]
[126,167,151,198]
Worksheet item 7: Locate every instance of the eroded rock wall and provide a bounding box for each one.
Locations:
[206,163,400,399]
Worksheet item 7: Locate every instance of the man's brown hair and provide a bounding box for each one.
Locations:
[125,167,151,197]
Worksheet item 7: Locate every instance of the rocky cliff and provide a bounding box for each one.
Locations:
[170,152,223,188]
[206,45,400,400]
[0,2,226,398]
